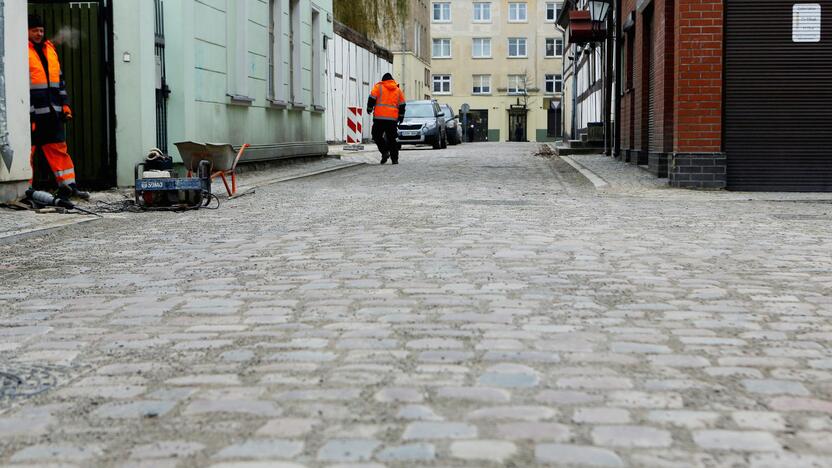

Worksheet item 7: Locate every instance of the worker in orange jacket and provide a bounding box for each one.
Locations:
[28,14,88,200]
[367,73,406,165]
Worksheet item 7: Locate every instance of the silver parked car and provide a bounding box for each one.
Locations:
[440,104,463,145]
[397,100,447,150]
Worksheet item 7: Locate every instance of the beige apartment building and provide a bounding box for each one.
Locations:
[375,0,432,100]
[430,1,564,142]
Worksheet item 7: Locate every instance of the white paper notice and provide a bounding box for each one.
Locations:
[793,4,822,43]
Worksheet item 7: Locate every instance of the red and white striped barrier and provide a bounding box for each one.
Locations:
[344,107,364,150]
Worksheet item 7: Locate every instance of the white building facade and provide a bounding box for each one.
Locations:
[0,1,33,202]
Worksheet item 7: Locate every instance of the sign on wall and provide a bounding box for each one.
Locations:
[793,4,822,43]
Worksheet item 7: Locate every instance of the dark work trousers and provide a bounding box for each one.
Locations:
[371,119,400,162]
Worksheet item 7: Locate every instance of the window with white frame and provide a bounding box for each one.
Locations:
[473,2,491,22]
[433,74,452,94]
[508,2,527,22]
[545,74,563,93]
[228,0,250,99]
[546,2,561,21]
[472,38,492,58]
[290,0,301,105]
[432,38,451,58]
[268,0,276,99]
[311,7,322,107]
[508,38,527,57]
[433,2,451,22]
[269,0,289,103]
[415,21,421,57]
[508,74,526,94]
[545,38,563,57]
[472,74,491,94]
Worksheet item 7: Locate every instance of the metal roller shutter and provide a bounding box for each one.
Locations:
[646,10,656,158]
[725,1,832,191]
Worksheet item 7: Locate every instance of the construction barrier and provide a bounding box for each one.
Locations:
[344,107,364,150]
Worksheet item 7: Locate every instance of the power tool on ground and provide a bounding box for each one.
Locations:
[25,189,101,217]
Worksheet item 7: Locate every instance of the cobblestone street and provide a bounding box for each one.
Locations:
[1,142,831,467]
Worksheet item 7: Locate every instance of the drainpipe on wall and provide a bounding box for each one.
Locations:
[556,24,567,141]
[0,0,14,173]
[400,25,406,95]
[604,8,614,156]
[571,44,578,141]
[613,0,622,159]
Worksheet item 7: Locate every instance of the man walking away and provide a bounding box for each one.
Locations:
[367,73,406,165]
[28,14,88,201]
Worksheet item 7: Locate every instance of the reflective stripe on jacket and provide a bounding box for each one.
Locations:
[369,80,406,121]
[29,40,69,118]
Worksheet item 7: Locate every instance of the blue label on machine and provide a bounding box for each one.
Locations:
[137,178,203,191]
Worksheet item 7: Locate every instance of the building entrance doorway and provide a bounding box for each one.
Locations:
[465,109,489,142]
[28,0,115,189]
[547,101,562,138]
[508,108,527,142]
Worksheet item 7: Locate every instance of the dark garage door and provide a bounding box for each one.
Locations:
[724,1,832,191]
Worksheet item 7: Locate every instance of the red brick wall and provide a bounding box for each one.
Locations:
[619,0,724,154]
[658,0,675,153]
[622,0,636,151]
[673,0,724,153]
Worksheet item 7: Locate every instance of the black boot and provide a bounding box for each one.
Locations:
[391,153,399,165]
[380,151,389,165]
[56,185,73,202]
[68,183,90,201]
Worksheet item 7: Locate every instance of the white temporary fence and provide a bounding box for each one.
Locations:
[325,31,392,143]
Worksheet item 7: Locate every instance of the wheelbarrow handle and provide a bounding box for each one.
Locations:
[232,144,250,171]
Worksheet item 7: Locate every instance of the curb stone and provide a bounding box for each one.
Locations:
[557,154,610,189]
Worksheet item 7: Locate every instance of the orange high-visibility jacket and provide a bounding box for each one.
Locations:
[369,80,406,121]
[29,40,69,119]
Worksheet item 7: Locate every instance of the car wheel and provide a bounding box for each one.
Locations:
[432,135,442,150]
[441,130,448,149]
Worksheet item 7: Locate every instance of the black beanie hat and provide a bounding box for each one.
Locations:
[382,73,394,81]
[28,14,44,29]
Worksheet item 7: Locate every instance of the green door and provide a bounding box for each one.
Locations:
[28,1,114,189]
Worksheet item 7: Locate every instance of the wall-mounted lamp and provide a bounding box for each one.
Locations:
[588,0,611,23]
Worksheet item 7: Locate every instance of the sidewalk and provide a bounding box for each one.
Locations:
[0,154,366,243]
[555,149,832,202]
[233,155,365,197]
[0,209,102,245]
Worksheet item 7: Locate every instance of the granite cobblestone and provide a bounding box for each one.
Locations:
[1,143,830,466]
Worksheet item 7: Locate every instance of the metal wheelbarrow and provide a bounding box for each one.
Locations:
[174,142,250,196]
